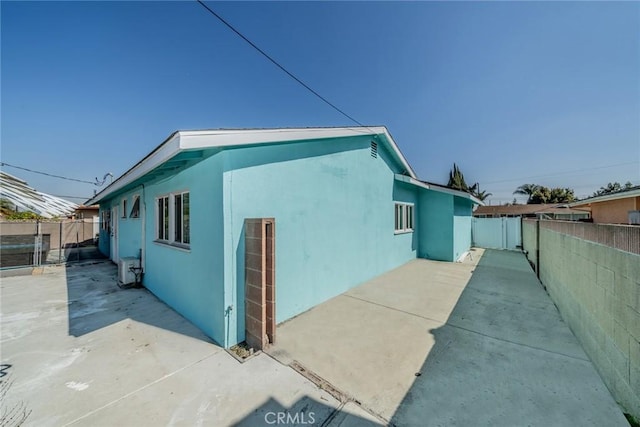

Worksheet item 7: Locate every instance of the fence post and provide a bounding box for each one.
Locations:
[33,220,42,266]
[76,220,80,262]
[536,219,540,278]
[58,221,62,264]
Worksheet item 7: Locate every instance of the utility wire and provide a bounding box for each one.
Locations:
[51,195,92,200]
[1,162,96,185]
[195,0,366,127]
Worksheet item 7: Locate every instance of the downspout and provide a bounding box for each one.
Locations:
[141,184,146,275]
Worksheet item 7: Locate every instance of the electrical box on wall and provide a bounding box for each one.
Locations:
[118,257,140,285]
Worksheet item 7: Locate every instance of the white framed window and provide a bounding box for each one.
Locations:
[156,191,190,247]
[174,191,190,245]
[129,195,140,219]
[394,202,414,233]
[100,209,111,232]
[121,198,127,219]
[157,196,169,241]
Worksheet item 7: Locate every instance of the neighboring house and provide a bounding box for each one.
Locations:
[571,186,640,224]
[73,204,99,220]
[473,204,590,221]
[86,127,482,348]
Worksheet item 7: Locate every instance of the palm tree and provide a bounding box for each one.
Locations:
[513,184,541,204]
[473,189,493,202]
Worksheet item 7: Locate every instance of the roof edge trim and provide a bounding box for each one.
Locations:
[87,126,417,205]
[395,175,485,206]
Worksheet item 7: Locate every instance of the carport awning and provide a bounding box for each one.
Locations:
[394,174,484,205]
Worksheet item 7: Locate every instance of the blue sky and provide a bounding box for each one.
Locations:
[2,1,639,205]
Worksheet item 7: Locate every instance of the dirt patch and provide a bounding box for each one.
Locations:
[227,342,259,363]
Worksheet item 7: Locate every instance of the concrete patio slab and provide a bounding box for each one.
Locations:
[267,249,629,426]
[0,261,378,426]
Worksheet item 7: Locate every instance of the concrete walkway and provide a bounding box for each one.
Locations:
[267,249,629,426]
[0,261,379,426]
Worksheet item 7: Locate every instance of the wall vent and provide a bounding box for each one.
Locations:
[370,141,378,158]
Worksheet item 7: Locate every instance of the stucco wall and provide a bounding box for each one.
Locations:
[101,154,226,345]
[222,135,418,345]
[145,154,226,344]
[418,190,453,261]
[453,198,472,261]
[590,197,639,224]
[117,191,143,259]
[534,227,640,417]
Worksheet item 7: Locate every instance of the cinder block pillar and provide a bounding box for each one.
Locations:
[244,218,275,350]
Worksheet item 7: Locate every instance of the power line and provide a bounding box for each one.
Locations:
[1,162,96,185]
[195,0,365,127]
[482,161,639,185]
[51,195,92,200]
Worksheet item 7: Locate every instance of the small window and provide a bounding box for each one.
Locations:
[156,192,189,247]
[121,199,127,219]
[157,196,169,241]
[130,195,140,218]
[371,141,378,158]
[174,191,190,245]
[100,210,111,232]
[394,202,414,233]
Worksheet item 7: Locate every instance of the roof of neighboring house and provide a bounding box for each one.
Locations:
[75,205,99,211]
[87,127,418,206]
[570,186,640,207]
[473,203,590,216]
[535,205,591,215]
[0,171,78,218]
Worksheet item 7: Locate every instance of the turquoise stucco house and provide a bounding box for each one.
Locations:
[87,127,481,348]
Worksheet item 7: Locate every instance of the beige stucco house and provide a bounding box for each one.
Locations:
[571,187,640,224]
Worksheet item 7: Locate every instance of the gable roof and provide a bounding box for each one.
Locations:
[570,186,640,207]
[86,126,416,205]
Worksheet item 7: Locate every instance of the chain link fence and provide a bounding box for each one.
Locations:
[0,219,104,269]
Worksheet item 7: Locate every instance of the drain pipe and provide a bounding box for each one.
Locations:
[140,184,146,277]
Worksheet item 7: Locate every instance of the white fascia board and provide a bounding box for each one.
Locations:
[395,175,485,206]
[570,189,640,207]
[88,126,419,206]
[86,133,181,205]
[178,127,380,149]
[379,128,417,179]
[180,126,418,180]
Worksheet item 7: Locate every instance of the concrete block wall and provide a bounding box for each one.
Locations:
[537,227,640,417]
[244,218,275,350]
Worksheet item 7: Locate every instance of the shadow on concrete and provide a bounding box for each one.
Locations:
[65,260,212,342]
[232,396,379,427]
[48,245,106,264]
[389,249,627,426]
